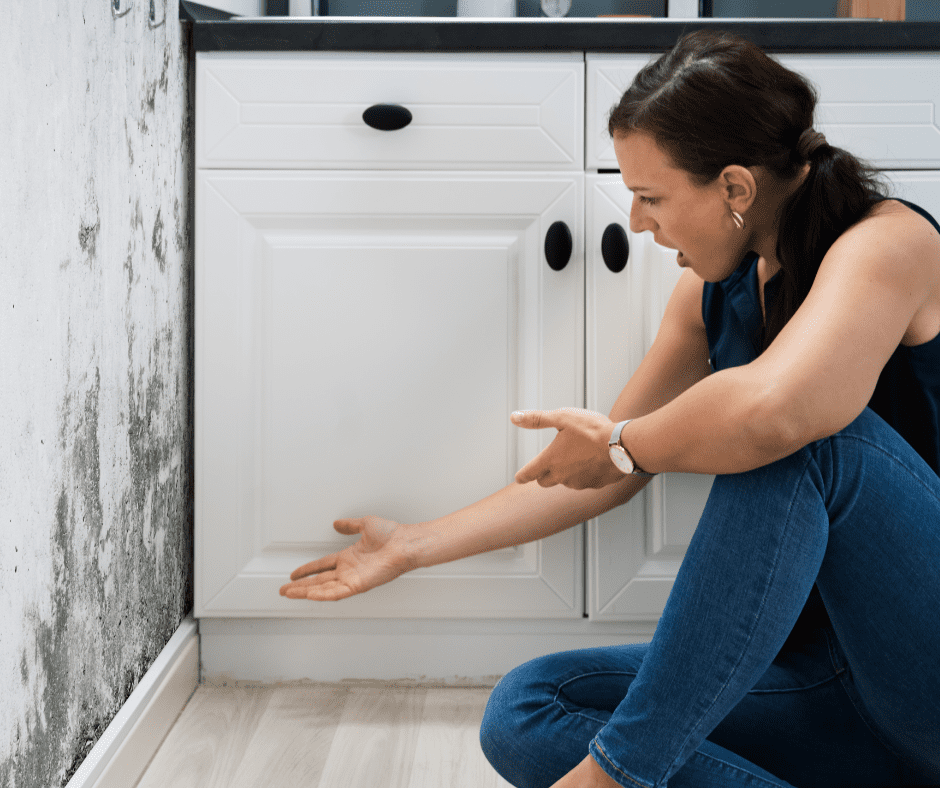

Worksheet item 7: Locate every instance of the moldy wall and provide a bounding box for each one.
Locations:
[0,1,194,785]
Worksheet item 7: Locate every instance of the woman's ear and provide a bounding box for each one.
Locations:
[718,165,757,213]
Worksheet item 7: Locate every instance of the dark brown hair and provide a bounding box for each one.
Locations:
[607,30,888,353]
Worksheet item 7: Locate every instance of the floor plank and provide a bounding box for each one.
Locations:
[136,685,272,788]
[230,684,350,788]
[316,685,427,788]
[407,688,513,788]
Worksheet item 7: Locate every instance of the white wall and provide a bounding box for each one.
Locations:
[0,2,193,784]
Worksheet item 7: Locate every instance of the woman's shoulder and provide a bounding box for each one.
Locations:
[834,198,940,347]
[858,198,940,236]
[834,197,940,262]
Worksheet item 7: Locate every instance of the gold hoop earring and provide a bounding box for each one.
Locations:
[731,210,745,230]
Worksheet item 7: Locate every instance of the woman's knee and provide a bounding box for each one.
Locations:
[480,650,598,785]
[480,646,646,782]
[479,660,547,787]
[480,658,543,753]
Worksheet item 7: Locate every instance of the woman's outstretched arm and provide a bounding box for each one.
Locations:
[281,268,712,601]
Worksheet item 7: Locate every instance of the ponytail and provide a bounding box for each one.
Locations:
[762,139,887,353]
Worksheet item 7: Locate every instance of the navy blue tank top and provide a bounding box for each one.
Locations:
[702,198,940,477]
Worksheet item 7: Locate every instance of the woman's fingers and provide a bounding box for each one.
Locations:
[288,554,337,581]
[332,517,365,535]
[305,580,354,601]
[287,519,365,580]
[281,572,353,601]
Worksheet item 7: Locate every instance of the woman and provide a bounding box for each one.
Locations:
[280,31,940,788]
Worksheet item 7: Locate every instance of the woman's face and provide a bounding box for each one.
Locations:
[612,131,749,283]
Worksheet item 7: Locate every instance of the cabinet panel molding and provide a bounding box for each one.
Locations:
[585,175,715,621]
[196,170,584,617]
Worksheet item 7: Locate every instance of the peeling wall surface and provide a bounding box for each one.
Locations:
[0,2,194,785]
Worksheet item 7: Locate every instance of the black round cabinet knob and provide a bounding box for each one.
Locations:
[601,223,629,273]
[545,221,573,272]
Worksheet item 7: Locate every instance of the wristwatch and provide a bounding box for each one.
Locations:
[608,420,655,476]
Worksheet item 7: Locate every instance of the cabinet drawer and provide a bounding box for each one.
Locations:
[197,52,583,170]
[587,53,940,171]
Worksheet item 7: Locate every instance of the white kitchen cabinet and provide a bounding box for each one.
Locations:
[197,51,940,675]
[195,52,591,619]
[195,50,709,622]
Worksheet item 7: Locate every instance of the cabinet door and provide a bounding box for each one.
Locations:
[585,174,715,622]
[196,170,584,617]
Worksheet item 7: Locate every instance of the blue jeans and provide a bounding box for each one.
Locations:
[480,407,940,788]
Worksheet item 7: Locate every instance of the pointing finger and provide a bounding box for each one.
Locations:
[511,410,552,429]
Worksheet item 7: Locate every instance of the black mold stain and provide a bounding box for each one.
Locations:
[6,338,193,785]
[74,368,104,545]
[143,79,157,115]
[174,197,185,253]
[3,491,78,788]
[124,117,134,166]
[138,50,171,135]
[152,208,166,273]
[158,49,170,93]
[124,252,135,294]
[79,179,100,265]
[125,198,145,293]
[2,25,197,788]
[78,218,100,263]
[132,198,145,233]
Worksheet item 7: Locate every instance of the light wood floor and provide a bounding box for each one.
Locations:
[135,679,514,788]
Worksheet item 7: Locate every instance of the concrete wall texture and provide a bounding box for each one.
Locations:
[0,1,194,786]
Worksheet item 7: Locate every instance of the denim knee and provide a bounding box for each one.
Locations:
[480,667,523,763]
[480,673,522,785]
[479,661,555,787]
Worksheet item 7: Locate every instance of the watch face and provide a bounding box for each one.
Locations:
[609,445,633,474]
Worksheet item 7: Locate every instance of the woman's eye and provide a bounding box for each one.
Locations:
[638,196,658,206]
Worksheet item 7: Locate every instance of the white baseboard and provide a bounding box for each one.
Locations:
[200,617,656,684]
[66,615,200,788]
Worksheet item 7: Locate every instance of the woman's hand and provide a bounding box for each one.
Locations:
[512,408,624,490]
[549,754,623,788]
[279,516,410,601]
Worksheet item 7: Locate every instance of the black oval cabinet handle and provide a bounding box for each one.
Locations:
[545,221,573,272]
[362,104,413,131]
[601,223,630,273]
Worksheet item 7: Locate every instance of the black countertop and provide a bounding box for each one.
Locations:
[180,1,940,52]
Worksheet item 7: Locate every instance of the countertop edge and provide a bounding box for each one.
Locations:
[180,15,940,53]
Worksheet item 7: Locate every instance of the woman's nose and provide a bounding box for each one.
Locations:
[629,205,655,234]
